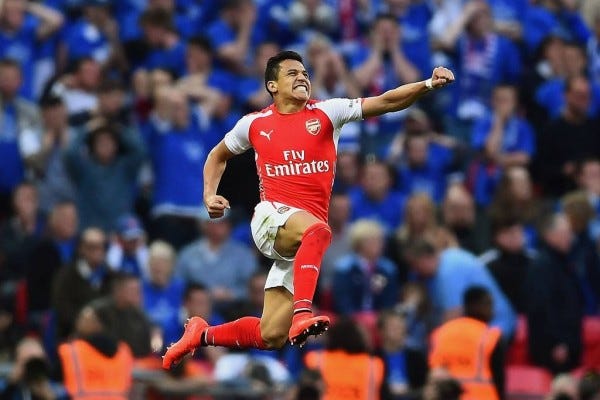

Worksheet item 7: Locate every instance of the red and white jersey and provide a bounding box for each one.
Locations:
[224,98,363,222]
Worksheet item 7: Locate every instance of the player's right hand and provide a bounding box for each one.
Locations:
[204,195,230,218]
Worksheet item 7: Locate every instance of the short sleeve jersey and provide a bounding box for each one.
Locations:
[224,98,363,222]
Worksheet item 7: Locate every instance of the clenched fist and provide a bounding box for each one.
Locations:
[203,194,230,219]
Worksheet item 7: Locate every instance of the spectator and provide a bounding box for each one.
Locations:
[441,184,489,254]
[206,0,260,75]
[33,96,77,213]
[436,0,521,141]
[524,0,590,53]
[535,42,600,121]
[138,8,186,78]
[525,212,583,373]
[404,237,516,338]
[479,212,534,314]
[304,317,385,400]
[180,283,226,366]
[389,193,438,282]
[535,75,600,197]
[395,133,454,204]
[0,295,22,362]
[49,57,101,119]
[2,337,68,400]
[59,0,122,70]
[562,191,600,315]
[287,0,338,40]
[333,150,360,192]
[144,87,213,249]
[57,304,134,400]
[26,201,78,327]
[0,59,42,214]
[350,14,420,153]
[141,240,184,348]
[430,286,505,400]
[94,273,155,358]
[236,41,280,112]
[51,227,114,340]
[469,84,536,207]
[349,160,406,232]
[64,123,146,231]
[332,219,399,315]
[421,372,463,400]
[588,15,600,86]
[576,158,600,215]
[70,79,135,130]
[375,310,428,398]
[489,166,540,250]
[107,214,149,277]
[380,0,434,79]
[579,370,600,400]
[0,182,44,286]
[0,0,64,99]
[177,36,233,124]
[176,210,257,309]
[320,192,352,297]
[227,271,268,321]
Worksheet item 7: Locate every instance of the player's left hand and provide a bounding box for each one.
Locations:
[430,66,455,89]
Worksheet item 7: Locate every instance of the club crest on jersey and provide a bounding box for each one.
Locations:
[305,119,321,135]
[277,206,291,214]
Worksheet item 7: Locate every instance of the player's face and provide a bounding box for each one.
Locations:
[274,59,311,102]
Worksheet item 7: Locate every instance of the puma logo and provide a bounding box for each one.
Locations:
[260,130,273,140]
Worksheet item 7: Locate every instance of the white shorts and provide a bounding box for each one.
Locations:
[250,201,303,294]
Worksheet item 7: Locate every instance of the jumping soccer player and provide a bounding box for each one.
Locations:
[163,51,454,368]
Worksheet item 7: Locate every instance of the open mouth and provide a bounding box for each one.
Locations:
[294,84,309,93]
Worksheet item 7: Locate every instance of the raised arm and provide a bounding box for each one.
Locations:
[203,140,236,218]
[361,66,454,118]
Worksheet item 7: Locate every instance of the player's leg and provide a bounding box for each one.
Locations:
[162,287,292,369]
[274,211,332,345]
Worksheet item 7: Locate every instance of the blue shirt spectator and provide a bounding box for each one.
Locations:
[0,60,42,196]
[349,161,406,232]
[138,8,187,77]
[535,78,600,119]
[470,85,536,206]
[332,219,399,315]
[0,1,63,100]
[524,4,590,53]
[176,211,258,305]
[141,241,185,347]
[409,243,516,338]
[142,89,212,219]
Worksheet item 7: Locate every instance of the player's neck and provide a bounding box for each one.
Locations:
[274,98,307,114]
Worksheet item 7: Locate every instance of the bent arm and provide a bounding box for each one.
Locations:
[361,67,454,118]
[203,140,236,200]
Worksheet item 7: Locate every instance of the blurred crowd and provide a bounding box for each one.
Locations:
[0,0,600,399]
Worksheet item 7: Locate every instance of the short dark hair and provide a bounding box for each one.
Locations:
[463,286,491,313]
[39,95,64,109]
[264,50,304,96]
[139,8,175,32]
[325,316,368,354]
[490,211,522,237]
[187,36,213,53]
[403,237,437,259]
[0,58,21,71]
[184,282,208,300]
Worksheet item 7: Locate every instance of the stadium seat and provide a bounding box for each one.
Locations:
[506,366,552,400]
[507,315,530,366]
[583,317,600,369]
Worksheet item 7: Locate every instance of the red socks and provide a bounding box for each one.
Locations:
[292,223,332,321]
[204,317,267,349]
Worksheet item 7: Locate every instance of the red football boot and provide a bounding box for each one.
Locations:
[162,316,208,369]
[288,315,330,347]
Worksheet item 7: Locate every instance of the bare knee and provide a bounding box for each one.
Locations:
[260,322,289,349]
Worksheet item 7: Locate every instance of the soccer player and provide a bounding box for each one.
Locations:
[163,51,453,368]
